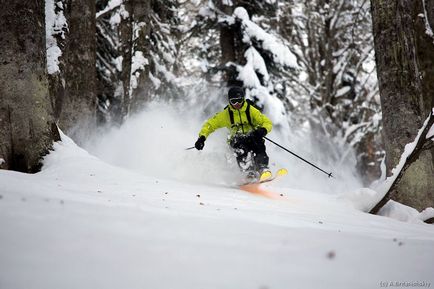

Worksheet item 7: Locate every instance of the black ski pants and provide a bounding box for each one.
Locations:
[230,134,269,172]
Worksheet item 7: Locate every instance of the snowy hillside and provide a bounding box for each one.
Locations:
[1,105,433,289]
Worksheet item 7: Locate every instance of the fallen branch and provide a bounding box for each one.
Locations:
[369,109,434,215]
[425,218,434,224]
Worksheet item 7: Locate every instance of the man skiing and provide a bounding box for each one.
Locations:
[194,86,273,181]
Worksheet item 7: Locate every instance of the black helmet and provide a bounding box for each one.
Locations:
[228,86,245,101]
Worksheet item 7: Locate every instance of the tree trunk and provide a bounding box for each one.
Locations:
[128,0,153,112]
[0,0,59,172]
[417,0,434,169]
[371,0,434,211]
[96,0,123,125]
[216,1,236,83]
[60,0,96,142]
[119,0,133,121]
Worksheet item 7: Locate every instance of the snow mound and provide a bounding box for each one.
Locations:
[378,201,422,224]
[338,187,382,212]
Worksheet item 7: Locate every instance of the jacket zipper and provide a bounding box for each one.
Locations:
[237,110,245,134]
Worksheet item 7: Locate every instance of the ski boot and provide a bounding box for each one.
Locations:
[258,167,272,182]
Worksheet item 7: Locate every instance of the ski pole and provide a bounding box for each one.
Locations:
[264,136,334,178]
[185,146,195,150]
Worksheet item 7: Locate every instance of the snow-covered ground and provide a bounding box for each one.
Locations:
[1,105,433,289]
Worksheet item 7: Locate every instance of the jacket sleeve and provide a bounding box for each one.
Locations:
[198,110,229,138]
[250,106,272,133]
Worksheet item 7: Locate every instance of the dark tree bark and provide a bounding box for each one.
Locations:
[371,0,434,211]
[219,6,236,82]
[59,0,97,141]
[417,0,434,121]
[96,0,124,124]
[0,0,59,172]
[46,1,68,123]
[128,0,152,112]
[215,1,237,84]
[416,0,434,169]
[119,0,133,120]
[216,0,262,85]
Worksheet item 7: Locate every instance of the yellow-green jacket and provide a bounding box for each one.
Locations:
[199,101,272,139]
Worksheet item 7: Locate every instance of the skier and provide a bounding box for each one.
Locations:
[194,86,273,181]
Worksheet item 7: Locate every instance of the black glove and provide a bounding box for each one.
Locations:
[253,127,267,139]
[195,136,206,150]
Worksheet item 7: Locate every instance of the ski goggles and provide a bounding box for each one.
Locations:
[229,97,244,105]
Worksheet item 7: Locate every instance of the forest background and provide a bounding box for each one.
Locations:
[0,0,433,218]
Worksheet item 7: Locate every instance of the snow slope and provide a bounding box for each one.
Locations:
[1,130,434,289]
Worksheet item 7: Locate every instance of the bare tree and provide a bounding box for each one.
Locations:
[0,0,59,172]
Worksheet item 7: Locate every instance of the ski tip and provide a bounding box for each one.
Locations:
[259,170,273,182]
[276,168,288,176]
